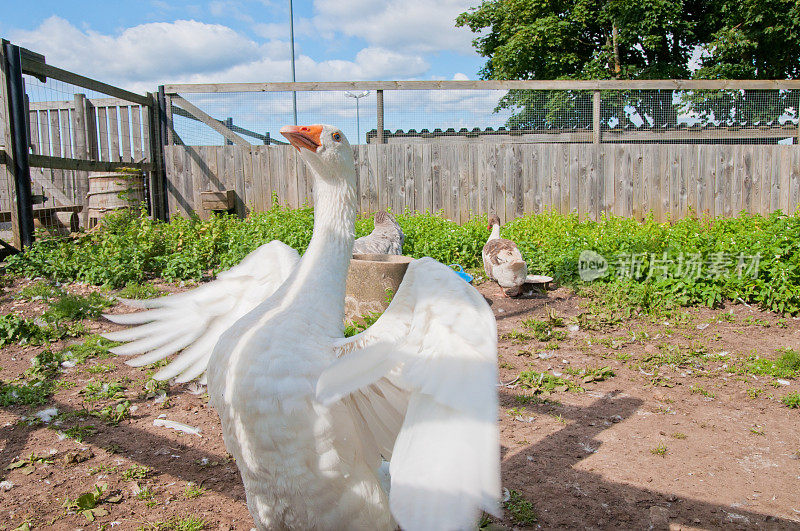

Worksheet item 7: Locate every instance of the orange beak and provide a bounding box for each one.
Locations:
[280,125,323,152]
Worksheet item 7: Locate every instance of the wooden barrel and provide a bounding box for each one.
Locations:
[86,171,145,228]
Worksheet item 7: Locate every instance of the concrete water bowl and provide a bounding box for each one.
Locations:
[344,253,413,321]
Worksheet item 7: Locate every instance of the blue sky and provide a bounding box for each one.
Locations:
[0,0,486,89]
[1,1,509,143]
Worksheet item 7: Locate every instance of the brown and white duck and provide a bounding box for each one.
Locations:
[482,214,528,297]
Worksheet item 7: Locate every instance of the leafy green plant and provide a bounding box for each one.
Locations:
[782,391,800,408]
[122,464,152,480]
[7,207,800,317]
[503,489,537,526]
[61,335,119,364]
[91,400,132,425]
[16,280,63,301]
[184,482,205,499]
[115,282,163,299]
[650,442,668,456]
[63,483,120,521]
[517,371,583,395]
[137,515,207,531]
[82,380,126,402]
[60,425,98,442]
[741,348,800,379]
[581,366,615,383]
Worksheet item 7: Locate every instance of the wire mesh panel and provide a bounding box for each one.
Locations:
[8,73,158,234]
[161,82,800,222]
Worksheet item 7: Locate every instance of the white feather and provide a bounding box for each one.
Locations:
[104,240,299,380]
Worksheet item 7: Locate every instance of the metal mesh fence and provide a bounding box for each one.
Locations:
[10,73,159,234]
[170,87,800,147]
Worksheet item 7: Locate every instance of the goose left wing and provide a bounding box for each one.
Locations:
[317,258,500,530]
[102,241,300,383]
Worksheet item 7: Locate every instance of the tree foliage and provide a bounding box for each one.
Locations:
[456,0,800,128]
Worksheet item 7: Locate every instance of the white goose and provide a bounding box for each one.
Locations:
[104,125,500,530]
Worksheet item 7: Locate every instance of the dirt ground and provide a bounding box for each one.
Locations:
[0,276,799,530]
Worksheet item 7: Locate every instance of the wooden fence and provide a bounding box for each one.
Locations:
[164,142,800,223]
[22,97,152,211]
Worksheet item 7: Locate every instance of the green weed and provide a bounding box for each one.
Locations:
[122,464,151,480]
[782,392,800,408]
[650,442,668,456]
[740,348,800,379]
[115,282,163,299]
[517,371,583,394]
[60,335,119,364]
[137,515,207,531]
[82,379,126,402]
[503,489,537,526]
[184,482,205,499]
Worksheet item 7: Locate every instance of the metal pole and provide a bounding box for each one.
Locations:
[2,42,34,248]
[289,0,298,125]
[345,91,369,145]
[355,98,360,145]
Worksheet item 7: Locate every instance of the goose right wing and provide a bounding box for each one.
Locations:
[102,240,299,383]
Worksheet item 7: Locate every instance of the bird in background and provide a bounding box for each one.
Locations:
[482,213,528,297]
[104,124,500,530]
[353,210,405,255]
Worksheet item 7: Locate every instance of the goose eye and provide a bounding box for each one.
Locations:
[332,132,341,142]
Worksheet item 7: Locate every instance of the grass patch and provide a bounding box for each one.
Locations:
[6,208,800,317]
[782,392,800,408]
[137,515,207,531]
[740,348,800,379]
[122,464,152,481]
[0,350,63,406]
[60,335,119,364]
[81,380,127,402]
[650,442,668,456]
[503,489,537,526]
[689,384,716,399]
[517,371,584,395]
[184,482,205,499]
[115,282,163,299]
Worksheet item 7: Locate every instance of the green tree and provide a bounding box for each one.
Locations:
[456,0,800,129]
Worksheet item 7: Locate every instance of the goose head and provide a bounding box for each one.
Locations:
[280,124,355,188]
[487,213,500,230]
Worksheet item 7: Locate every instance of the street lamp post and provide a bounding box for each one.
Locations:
[345,90,370,144]
[289,0,297,124]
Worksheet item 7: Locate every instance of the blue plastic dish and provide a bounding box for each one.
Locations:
[448,264,473,283]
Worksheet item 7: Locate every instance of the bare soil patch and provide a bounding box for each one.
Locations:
[1,277,799,530]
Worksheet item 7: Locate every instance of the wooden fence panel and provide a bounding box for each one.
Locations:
[161,143,800,223]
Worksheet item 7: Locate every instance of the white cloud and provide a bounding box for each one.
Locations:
[11,16,259,85]
[11,16,431,93]
[312,0,476,54]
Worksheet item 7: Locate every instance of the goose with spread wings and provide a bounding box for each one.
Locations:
[104,125,500,530]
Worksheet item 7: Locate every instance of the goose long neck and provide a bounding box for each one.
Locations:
[293,174,356,330]
[489,223,501,240]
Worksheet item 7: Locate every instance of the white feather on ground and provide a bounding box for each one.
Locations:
[353,210,404,255]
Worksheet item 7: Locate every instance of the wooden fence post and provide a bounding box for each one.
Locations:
[72,93,90,226]
[376,89,385,144]
[149,90,168,221]
[592,90,601,145]
[1,41,34,248]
